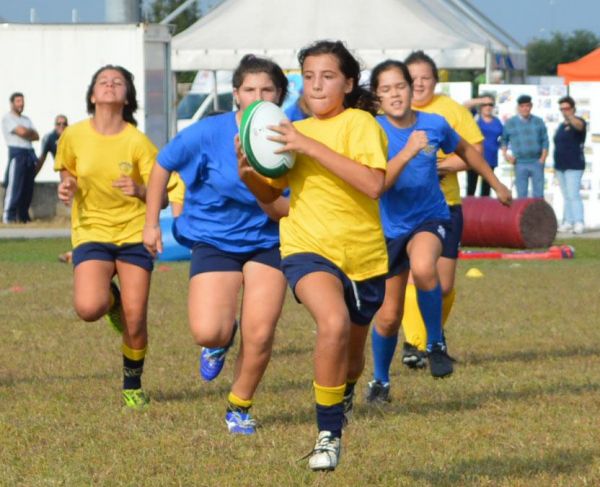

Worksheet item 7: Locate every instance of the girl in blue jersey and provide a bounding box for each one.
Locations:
[367,60,511,400]
[240,40,388,472]
[143,55,289,435]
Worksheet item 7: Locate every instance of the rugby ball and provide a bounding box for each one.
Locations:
[239,100,295,177]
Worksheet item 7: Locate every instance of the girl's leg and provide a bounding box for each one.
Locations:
[188,272,243,347]
[407,233,443,347]
[295,272,348,469]
[115,260,152,409]
[408,233,453,378]
[190,271,243,383]
[72,260,116,321]
[230,261,286,402]
[224,262,286,434]
[369,273,408,398]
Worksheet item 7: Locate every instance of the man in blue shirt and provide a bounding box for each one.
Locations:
[501,94,549,198]
[36,114,68,176]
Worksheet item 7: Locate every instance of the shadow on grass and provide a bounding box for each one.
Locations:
[464,346,600,366]
[357,381,600,418]
[404,447,598,485]
[271,344,313,357]
[0,370,113,387]
[151,376,310,404]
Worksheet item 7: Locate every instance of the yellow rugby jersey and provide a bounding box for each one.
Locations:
[167,172,185,206]
[55,119,158,247]
[272,108,388,281]
[413,94,484,205]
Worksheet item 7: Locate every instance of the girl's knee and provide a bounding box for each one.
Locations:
[74,300,107,322]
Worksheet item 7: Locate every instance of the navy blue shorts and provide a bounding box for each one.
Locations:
[72,242,154,271]
[189,242,281,278]
[441,205,463,259]
[387,219,450,277]
[281,253,385,326]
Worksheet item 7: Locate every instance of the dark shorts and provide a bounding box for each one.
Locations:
[281,252,385,326]
[387,219,450,277]
[189,242,281,278]
[441,205,463,259]
[72,242,154,272]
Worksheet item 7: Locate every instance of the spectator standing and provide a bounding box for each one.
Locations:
[501,94,549,198]
[554,96,586,234]
[36,114,68,176]
[2,92,39,223]
[464,94,503,196]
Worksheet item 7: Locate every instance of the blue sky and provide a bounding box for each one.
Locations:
[0,0,598,45]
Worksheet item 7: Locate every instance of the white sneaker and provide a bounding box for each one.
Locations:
[308,431,341,471]
[573,222,584,234]
[558,222,572,233]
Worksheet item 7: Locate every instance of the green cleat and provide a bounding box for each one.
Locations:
[122,389,150,411]
[105,281,124,335]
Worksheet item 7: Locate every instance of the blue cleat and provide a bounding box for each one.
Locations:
[199,321,238,381]
[225,408,256,435]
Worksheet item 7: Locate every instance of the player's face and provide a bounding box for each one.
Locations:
[11,96,25,115]
[517,102,532,118]
[376,68,413,122]
[92,69,128,106]
[302,54,353,120]
[408,62,436,107]
[235,72,280,111]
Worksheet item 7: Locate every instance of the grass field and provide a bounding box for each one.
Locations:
[1,237,599,486]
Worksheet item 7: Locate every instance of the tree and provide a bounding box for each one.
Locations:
[144,0,201,83]
[144,0,199,35]
[526,30,600,75]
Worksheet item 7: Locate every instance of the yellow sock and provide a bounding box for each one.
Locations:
[228,391,253,409]
[442,288,456,326]
[401,284,427,351]
[122,343,147,361]
[313,382,345,406]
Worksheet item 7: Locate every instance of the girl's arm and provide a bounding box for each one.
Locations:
[437,143,482,176]
[271,121,385,199]
[142,164,171,257]
[454,138,512,206]
[384,130,428,191]
[258,196,290,221]
[236,135,283,203]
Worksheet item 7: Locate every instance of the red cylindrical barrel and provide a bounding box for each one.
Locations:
[462,197,557,248]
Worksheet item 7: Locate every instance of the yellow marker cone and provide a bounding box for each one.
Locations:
[466,268,484,278]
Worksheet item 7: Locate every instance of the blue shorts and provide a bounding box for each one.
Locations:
[189,242,281,278]
[72,242,154,272]
[441,205,463,259]
[387,219,450,277]
[281,253,385,326]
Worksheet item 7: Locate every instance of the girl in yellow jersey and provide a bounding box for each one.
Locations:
[55,65,158,411]
[240,40,388,472]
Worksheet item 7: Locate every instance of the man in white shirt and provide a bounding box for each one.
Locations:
[2,92,39,223]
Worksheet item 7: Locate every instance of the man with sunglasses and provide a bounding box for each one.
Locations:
[464,94,503,196]
[36,115,68,175]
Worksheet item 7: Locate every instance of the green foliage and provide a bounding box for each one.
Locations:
[1,238,600,484]
[144,0,199,35]
[527,30,600,75]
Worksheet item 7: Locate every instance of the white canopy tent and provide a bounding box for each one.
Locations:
[171,0,525,75]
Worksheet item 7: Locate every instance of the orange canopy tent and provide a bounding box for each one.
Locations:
[557,47,600,83]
